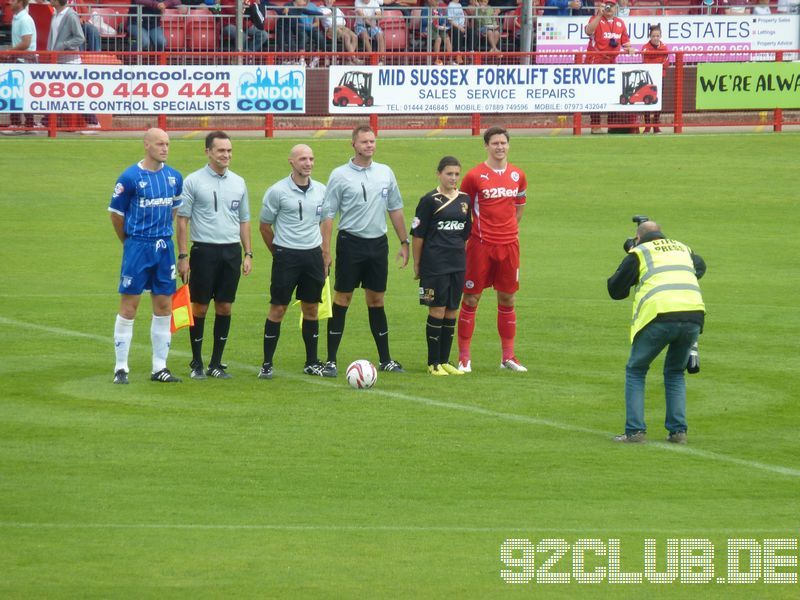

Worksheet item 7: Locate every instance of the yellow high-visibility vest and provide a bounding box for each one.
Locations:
[630,239,705,342]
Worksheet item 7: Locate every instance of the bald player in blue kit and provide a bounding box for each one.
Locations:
[109,128,184,384]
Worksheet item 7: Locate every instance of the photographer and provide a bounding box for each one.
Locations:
[584,0,633,133]
[607,221,706,444]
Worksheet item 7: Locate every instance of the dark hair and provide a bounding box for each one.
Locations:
[437,156,461,172]
[53,0,68,6]
[205,130,230,150]
[648,23,661,34]
[352,124,374,142]
[483,126,509,145]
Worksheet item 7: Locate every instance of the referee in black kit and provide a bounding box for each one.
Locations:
[321,125,410,375]
[176,131,253,380]
[257,143,335,380]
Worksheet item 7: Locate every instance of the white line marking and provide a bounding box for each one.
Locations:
[0,522,795,534]
[2,316,798,479]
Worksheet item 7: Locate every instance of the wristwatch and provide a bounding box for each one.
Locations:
[400,238,410,245]
[244,251,253,258]
[178,253,188,260]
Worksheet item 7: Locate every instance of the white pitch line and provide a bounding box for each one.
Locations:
[0,522,796,535]
[2,316,799,479]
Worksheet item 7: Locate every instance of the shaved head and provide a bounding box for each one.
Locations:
[142,128,170,169]
[288,144,315,182]
[289,144,313,160]
[637,221,661,237]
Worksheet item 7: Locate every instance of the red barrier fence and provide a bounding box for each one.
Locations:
[1,49,798,137]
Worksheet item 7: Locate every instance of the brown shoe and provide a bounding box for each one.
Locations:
[667,431,687,444]
[613,432,646,443]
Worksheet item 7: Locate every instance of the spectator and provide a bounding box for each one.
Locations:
[641,23,669,134]
[221,0,269,52]
[752,0,772,13]
[67,0,101,51]
[320,0,361,61]
[474,0,501,52]
[354,0,386,55]
[447,0,469,53]
[128,0,185,52]
[2,0,37,134]
[617,0,629,16]
[298,0,327,53]
[584,0,633,133]
[777,0,799,13]
[421,0,453,60]
[545,0,582,16]
[47,0,100,134]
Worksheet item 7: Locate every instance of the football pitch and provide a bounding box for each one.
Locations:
[1,132,798,598]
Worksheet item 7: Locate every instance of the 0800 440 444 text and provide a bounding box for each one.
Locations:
[500,538,798,585]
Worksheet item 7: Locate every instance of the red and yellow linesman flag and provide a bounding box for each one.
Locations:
[295,276,332,328]
[170,285,194,333]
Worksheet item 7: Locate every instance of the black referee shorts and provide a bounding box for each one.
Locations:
[189,242,242,305]
[419,272,465,310]
[269,245,325,306]
[334,231,389,293]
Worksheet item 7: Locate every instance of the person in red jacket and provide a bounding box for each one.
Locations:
[641,24,669,134]
[584,0,633,133]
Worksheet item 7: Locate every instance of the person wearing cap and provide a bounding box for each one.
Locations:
[584,0,633,133]
[607,221,706,445]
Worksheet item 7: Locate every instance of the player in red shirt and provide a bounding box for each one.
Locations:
[584,0,633,133]
[641,24,670,134]
[456,127,528,373]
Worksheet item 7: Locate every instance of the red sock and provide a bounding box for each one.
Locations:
[497,304,516,361]
[457,302,477,363]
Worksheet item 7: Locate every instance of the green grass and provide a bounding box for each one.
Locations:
[1,133,798,598]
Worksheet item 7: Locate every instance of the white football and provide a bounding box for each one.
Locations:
[346,360,378,389]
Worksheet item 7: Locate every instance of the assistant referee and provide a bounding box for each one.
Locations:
[258,143,334,380]
[176,131,253,380]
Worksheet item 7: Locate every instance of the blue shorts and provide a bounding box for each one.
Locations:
[118,237,177,296]
[355,24,382,38]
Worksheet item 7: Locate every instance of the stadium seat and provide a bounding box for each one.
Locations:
[188,8,218,51]
[162,8,187,52]
[380,12,408,51]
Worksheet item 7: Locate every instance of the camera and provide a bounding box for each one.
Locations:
[609,38,618,48]
[622,215,650,253]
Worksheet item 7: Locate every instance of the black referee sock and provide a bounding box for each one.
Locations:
[326,303,348,363]
[189,316,205,366]
[210,314,231,369]
[440,317,457,366]
[368,306,391,364]
[302,319,319,365]
[426,316,443,366]
[263,319,281,365]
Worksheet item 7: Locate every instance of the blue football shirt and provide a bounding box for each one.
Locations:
[108,161,183,239]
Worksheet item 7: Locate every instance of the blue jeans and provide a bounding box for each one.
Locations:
[624,321,700,435]
[129,24,166,51]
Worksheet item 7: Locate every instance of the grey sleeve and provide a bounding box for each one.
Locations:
[385,170,403,211]
[239,179,251,223]
[176,175,194,218]
[260,186,279,224]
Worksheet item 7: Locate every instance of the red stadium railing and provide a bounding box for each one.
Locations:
[1,46,797,136]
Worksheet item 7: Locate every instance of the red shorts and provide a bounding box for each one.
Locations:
[463,238,520,295]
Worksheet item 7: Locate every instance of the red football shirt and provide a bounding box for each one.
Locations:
[641,41,670,74]
[460,162,527,245]
[585,16,629,64]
